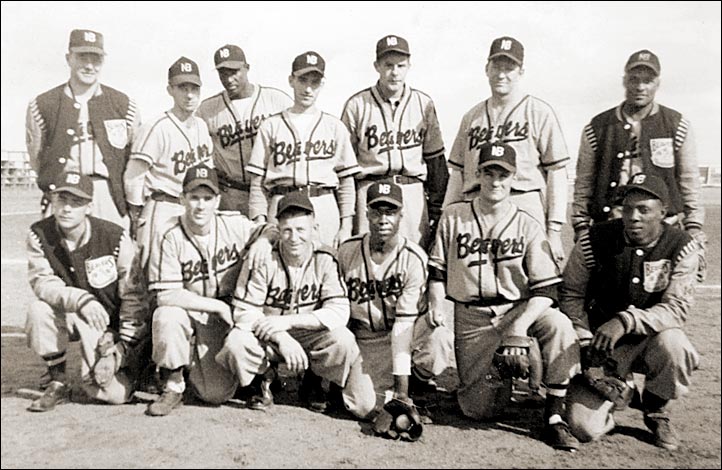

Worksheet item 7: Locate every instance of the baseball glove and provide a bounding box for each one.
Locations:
[92,330,124,388]
[492,335,543,390]
[373,397,423,442]
[578,366,633,410]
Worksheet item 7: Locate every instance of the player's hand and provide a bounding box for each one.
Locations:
[127,204,143,240]
[333,224,352,249]
[216,301,233,326]
[79,300,110,332]
[426,308,446,329]
[547,230,565,264]
[275,333,308,374]
[246,236,273,272]
[253,316,292,343]
[590,317,626,357]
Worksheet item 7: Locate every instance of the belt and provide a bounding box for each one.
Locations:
[150,192,180,204]
[269,185,334,197]
[218,175,251,192]
[362,174,422,185]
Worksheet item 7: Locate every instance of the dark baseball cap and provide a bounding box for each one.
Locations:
[625,49,661,76]
[488,36,524,66]
[376,35,410,59]
[292,51,325,77]
[277,191,315,218]
[478,142,517,172]
[183,164,219,195]
[367,181,403,208]
[168,56,202,86]
[620,173,669,206]
[68,29,105,55]
[215,44,247,70]
[51,171,94,200]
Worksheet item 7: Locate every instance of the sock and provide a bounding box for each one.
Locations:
[44,352,67,384]
[642,389,669,414]
[160,367,185,394]
[544,383,569,424]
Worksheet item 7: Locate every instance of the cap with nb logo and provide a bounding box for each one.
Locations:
[183,164,219,194]
[625,49,660,76]
[168,56,202,86]
[292,51,325,77]
[68,29,105,55]
[51,171,94,200]
[478,142,517,172]
[488,36,524,66]
[367,181,403,208]
[620,173,669,205]
[376,35,410,59]
[214,44,247,69]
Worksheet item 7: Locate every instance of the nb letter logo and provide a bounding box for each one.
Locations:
[632,174,646,184]
[84,32,96,43]
[180,62,193,72]
[219,48,229,58]
[378,184,391,194]
[66,173,80,184]
[306,54,317,65]
[196,168,208,178]
[500,39,512,50]
[639,53,650,60]
[491,145,505,157]
[386,36,398,46]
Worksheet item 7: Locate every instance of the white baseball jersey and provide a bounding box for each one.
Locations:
[130,111,214,198]
[341,84,445,179]
[197,85,292,183]
[247,110,360,189]
[337,234,427,333]
[429,200,561,307]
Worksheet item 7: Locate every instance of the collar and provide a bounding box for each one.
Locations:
[64,81,102,100]
[373,81,407,106]
[615,101,659,123]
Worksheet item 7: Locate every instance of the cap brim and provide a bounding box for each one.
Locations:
[69,46,105,55]
[377,48,410,58]
[184,180,219,195]
[292,66,324,77]
[51,186,93,200]
[215,60,247,70]
[277,202,315,217]
[620,185,665,203]
[488,52,522,66]
[478,161,516,172]
[625,62,660,75]
[367,196,403,208]
[169,74,202,86]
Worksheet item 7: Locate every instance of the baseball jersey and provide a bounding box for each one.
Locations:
[197,85,292,183]
[337,234,427,333]
[428,200,560,308]
[247,110,360,189]
[148,213,262,299]
[448,95,568,195]
[130,111,214,198]
[341,84,445,179]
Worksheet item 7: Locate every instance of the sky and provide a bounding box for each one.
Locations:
[2,1,720,169]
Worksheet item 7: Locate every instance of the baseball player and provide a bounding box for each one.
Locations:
[123,56,214,265]
[25,171,149,412]
[197,44,292,215]
[145,164,274,416]
[26,29,139,228]
[217,191,376,418]
[442,36,569,263]
[337,181,454,411]
[429,142,580,451]
[247,51,360,247]
[341,34,448,249]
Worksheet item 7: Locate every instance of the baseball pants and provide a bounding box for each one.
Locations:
[267,192,340,247]
[152,306,237,405]
[136,199,185,266]
[567,328,699,442]
[216,326,376,418]
[218,186,250,216]
[454,301,580,420]
[25,300,133,404]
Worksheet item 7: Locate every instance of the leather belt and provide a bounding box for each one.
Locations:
[218,175,251,192]
[269,185,334,197]
[150,192,180,204]
[362,174,422,185]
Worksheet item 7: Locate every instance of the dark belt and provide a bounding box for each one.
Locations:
[150,191,180,204]
[269,185,334,197]
[459,298,512,308]
[218,175,251,192]
[362,174,422,185]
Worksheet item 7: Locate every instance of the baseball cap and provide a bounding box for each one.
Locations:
[51,171,94,200]
[277,191,315,218]
[68,29,105,55]
[183,164,219,195]
[620,173,669,206]
[488,36,524,66]
[214,44,247,70]
[625,49,661,76]
[168,56,202,86]
[292,51,325,77]
[478,142,517,172]
[367,181,403,208]
[376,35,410,59]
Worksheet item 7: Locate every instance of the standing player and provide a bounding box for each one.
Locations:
[197,44,292,215]
[341,34,448,249]
[123,57,213,263]
[442,36,569,262]
[429,142,580,451]
[337,181,454,412]
[26,29,139,228]
[247,51,360,247]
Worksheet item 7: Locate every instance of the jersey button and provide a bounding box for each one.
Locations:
[603,206,611,213]
[624,124,631,130]
[635,249,644,256]
[58,157,66,164]
[616,152,624,159]
[625,150,632,156]
[610,181,617,188]
[632,277,640,284]
[49,184,56,190]
[66,129,75,136]
[69,266,75,272]
[73,103,81,110]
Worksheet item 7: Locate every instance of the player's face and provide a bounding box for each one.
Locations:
[168,83,201,114]
[279,212,315,260]
[50,191,92,231]
[367,203,402,241]
[622,191,666,246]
[624,67,659,108]
[374,53,411,96]
[476,165,514,203]
[218,66,249,100]
[181,186,219,229]
[66,52,104,86]
[486,57,523,96]
[289,72,324,109]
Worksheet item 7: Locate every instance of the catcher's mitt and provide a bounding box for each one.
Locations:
[492,335,543,390]
[577,366,634,410]
[92,330,124,388]
[373,398,423,442]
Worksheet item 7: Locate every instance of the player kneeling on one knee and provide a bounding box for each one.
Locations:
[218,191,376,419]
[25,171,151,412]
[428,142,581,451]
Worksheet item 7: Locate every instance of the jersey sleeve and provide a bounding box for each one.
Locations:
[524,219,562,300]
[310,254,351,330]
[148,230,184,291]
[340,98,360,154]
[428,210,451,280]
[130,119,165,166]
[447,113,469,171]
[334,124,361,178]
[395,250,428,319]
[422,98,445,160]
[247,121,270,178]
[231,261,268,329]
[535,100,569,170]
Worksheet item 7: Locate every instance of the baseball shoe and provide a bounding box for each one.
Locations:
[299,369,327,413]
[543,421,580,452]
[248,369,275,411]
[146,390,183,416]
[644,412,679,451]
[27,381,69,412]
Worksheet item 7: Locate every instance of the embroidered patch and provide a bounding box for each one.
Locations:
[643,259,671,292]
[104,119,129,149]
[85,255,118,289]
[650,138,674,168]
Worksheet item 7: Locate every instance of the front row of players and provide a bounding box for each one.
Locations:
[25,142,700,451]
